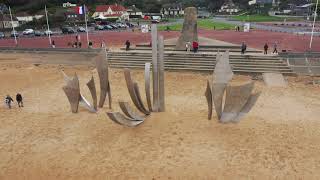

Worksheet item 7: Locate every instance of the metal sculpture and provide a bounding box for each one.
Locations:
[233,92,261,123]
[205,80,213,120]
[133,82,150,115]
[106,112,144,127]
[62,71,97,113]
[158,35,165,112]
[212,83,227,120]
[86,76,97,111]
[151,24,160,111]
[119,101,145,121]
[62,73,80,113]
[124,68,150,115]
[205,51,259,123]
[150,25,166,112]
[95,49,111,108]
[214,50,233,84]
[107,28,166,127]
[145,63,152,111]
[220,82,254,123]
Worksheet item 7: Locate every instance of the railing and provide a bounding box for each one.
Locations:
[280,52,320,76]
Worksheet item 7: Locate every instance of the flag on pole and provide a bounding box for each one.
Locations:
[77,6,85,15]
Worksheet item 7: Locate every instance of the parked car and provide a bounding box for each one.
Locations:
[77,27,86,32]
[44,30,53,35]
[0,32,5,38]
[103,25,113,30]
[11,30,19,37]
[34,31,43,36]
[61,26,75,34]
[95,25,104,30]
[126,22,134,28]
[109,24,118,29]
[22,28,34,35]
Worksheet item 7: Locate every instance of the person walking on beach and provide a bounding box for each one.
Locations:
[5,95,14,109]
[264,43,269,55]
[16,93,23,107]
[241,42,247,54]
[125,40,131,51]
[273,42,278,54]
[192,41,199,53]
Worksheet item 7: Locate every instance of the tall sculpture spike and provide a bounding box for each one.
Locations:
[95,49,111,108]
[151,24,160,112]
[158,35,165,112]
[144,63,152,111]
[205,80,213,120]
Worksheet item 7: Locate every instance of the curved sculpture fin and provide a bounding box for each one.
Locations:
[107,112,144,127]
[124,68,149,115]
[119,101,145,121]
[220,81,254,123]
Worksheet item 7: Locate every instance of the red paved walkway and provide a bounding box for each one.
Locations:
[0,29,319,52]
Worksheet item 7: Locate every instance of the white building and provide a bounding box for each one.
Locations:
[63,2,77,8]
[15,12,44,24]
[0,15,19,28]
[92,4,129,20]
[219,0,240,14]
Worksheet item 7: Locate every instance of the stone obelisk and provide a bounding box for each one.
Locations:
[176,7,198,50]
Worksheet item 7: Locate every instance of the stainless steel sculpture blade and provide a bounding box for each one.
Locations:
[86,76,98,110]
[119,101,145,121]
[124,68,150,115]
[106,112,144,127]
[233,92,261,123]
[79,94,96,113]
[151,24,160,112]
[62,74,80,113]
[95,49,111,108]
[158,35,165,112]
[205,80,213,120]
[214,51,233,84]
[133,82,150,115]
[144,63,152,111]
[220,82,254,123]
[212,83,227,120]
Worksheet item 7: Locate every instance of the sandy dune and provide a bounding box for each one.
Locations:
[0,61,320,179]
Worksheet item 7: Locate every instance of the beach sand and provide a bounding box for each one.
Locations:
[0,62,320,179]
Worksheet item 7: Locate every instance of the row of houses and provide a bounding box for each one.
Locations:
[0,2,211,29]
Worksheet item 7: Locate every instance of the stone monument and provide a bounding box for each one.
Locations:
[176,7,198,50]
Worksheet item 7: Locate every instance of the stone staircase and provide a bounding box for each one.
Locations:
[108,51,294,74]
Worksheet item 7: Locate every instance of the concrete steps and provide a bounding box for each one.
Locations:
[108,51,293,74]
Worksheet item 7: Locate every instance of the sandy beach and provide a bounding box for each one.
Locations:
[0,56,319,179]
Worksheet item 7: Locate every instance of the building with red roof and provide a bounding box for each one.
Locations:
[92,4,129,20]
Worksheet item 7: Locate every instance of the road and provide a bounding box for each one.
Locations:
[212,17,320,36]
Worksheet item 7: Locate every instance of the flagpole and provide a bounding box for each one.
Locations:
[45,5,52,46]
[84,5,89,46]
[310,0,319,49]
[8,6,17,46]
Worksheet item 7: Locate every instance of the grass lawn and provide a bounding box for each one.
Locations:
[232,15,302,22]
[158,19,235,31]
